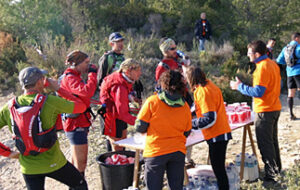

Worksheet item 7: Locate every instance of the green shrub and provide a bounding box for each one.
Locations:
[92,3,150,32]
[0,42,26,92]
[123,34,161,59]
[211,75,251,104]
[188,41,252,104]
[24,35,67,78]
[139,58,160,98]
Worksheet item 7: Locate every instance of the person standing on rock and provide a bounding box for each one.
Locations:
[0,66,88,190]
[231,40,282,186]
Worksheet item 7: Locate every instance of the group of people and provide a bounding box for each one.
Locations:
[0,26,299,190]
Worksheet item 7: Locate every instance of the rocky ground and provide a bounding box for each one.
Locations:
[0,92,300,190]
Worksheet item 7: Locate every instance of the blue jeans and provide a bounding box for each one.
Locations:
[199,39,206,51]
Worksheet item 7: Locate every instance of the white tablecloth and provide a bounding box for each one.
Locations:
[115,115,254,150]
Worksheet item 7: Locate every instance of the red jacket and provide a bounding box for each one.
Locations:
[60,68,97,131]
[100,72,136,137]
[155,57,184,81]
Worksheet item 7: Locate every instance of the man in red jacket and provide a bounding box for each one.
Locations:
[156,37,193,106]
[100,58,141,151]
[156,37,186,81]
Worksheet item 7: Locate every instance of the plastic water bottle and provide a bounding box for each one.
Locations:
[177,50,191,66]
[229,163,240,190]
[234,154,241,174]
[227,163,239,190]
[227,167,234,190]
[252,154,259,180]
[177,50,185,58]
[199,178,207,190]
[193,175,200,188]
[187,176,195,189]
[243,153,249,181]
[208,178,218,190]
[248,155,255,181]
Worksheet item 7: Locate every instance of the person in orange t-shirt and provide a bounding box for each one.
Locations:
[186,66,231,190]
[230,40,281,185]
[135,70,192,190]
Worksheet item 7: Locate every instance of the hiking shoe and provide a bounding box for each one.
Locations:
[290,114,297,121]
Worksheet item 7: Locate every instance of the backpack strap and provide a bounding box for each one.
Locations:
[109,51,117,73]
[97,51,112,86]
[158,61,170,70]
[107,51,124,74]
[58,72,74,86]
[34,94,47,110]
[293,45,299,61]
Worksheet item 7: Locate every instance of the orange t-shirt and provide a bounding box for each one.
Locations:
[194,80,231,140]
[137,95,192,158]
[253,58,281,113]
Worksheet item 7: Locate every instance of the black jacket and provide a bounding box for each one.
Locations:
[194,19,212,40]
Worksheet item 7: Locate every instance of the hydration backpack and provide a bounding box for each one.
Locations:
[284,44,299,67]
[9,94,57,156]
[97,51,117,86]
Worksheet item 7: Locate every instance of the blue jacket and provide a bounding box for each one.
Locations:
[276,40,300,77]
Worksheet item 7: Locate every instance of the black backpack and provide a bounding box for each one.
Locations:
[97,51,117,86]
[284,44,299,67]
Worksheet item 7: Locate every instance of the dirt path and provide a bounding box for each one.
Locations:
[1,93,300,190]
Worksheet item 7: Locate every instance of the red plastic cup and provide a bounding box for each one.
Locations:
[227,104,235,110]
[229,112,238,124]
[247,110,251,120]
[241,102,248,107]
[128,157,135,164]
[237,112,244,123]
[243,106,251,110]
[105,157,113,165]
[242,111,248,122]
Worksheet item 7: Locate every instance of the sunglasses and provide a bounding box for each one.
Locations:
[169,47,177,51]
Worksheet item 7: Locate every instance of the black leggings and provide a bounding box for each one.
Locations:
[22,161,88,190]
[208,140,229,190]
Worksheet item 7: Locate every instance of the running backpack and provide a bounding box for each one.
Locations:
[284,44,299,67]
[97,51,117,86]
[9,94,57,156]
